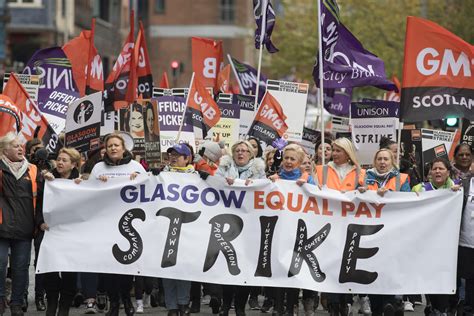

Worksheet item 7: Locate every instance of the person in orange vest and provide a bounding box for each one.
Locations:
[315,137,365,192]
[358,148,411,195]
[0,132,40,316]
[357,148,410,316]
[314,138,365,316]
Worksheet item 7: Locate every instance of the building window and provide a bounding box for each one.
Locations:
[220,0,235,23]
[93,0,110,22]
[7,0,42,7]
[154,0,165,14]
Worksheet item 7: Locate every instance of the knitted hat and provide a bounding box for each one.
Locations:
[200,141,224,163]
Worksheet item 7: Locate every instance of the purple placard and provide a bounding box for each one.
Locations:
[155,96,193,132]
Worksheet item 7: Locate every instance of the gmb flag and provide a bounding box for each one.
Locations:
[185,75,221,139]
[248,91,288,145]
[192,37,224,92]
[313,0,396,91]
[400,16,474,122]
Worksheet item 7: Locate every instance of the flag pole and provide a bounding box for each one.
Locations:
[397,121,402,167]
[176,72,195,142]
[227,54,244,94]
[317,0,325,166]
[253,0,267,115]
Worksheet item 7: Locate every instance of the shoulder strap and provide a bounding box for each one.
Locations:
[322,165,328,186]
[354,168,360,189]
[395,173,401,191]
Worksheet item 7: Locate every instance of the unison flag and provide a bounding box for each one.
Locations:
[253,0,279,53]
[104,12,135,111]
[248,91,288,145]
[185,75,221,139]
[400,16,474,122]
[0,94,22,137]
[314,0,396,91]
[228,55,267,102]
[3,73,60,153]
[192,37,223,92]
[63,19,104,96]
[136,22,153,99]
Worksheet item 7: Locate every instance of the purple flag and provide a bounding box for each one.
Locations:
[228,56,267,102]
[314,0,396,91]
[323,87,352,117]
[23,47,81,133]
[253,0,279,53]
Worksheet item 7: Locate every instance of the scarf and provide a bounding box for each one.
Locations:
[2,156,29,180]
[236,160,253,177]
[328,161,353,182]
[278,168,302,181]
[367,167,396,188]
[164,164,196,174]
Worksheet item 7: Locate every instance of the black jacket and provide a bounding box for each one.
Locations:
[0,160,38,240]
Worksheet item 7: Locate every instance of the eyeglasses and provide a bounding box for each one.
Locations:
[235,149,250,154]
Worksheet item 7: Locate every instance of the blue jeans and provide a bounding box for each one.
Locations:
[0,238,31,305]
[162,278,191,310]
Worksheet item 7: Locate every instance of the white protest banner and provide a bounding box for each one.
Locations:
[351,101,399,165]
[38,174,462,294]
[100,110,116,136]
[232,94,255,139]
[3,73,40,101]
[156,96,196,152]
[421,129,455,168]
[266,80,308,142]
[65,92,102,153]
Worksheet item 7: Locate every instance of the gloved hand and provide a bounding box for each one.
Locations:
[198,170,210,180]
[150,168,161,176]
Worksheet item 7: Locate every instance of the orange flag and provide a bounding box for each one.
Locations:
[135,21,153,99]
[104,11,135,111]
[217,64,231,93]
[185,74,221,138]
[159,72,170,89]
[0,94,22,137]
[192,37,223,92]
[248,91,288,145]
[3,73,59,151]
[384,76,401,102]
[401,16,474,122]
[63,19,104,96]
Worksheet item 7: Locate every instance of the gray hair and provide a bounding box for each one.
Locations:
[0,132,19,158]
[231,140,256,159]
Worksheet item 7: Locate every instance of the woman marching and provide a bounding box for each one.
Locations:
[38,148,82,316]
[412,158,461,316]
[314,138,366,316]
[216,140,266,316]
[88,133,147,316]
[358,148,410,316]
[268,144,316,316]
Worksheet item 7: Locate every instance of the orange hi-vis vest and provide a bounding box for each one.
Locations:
[315,164,365,191]
[0,164,37,224]
[365,172,409,192]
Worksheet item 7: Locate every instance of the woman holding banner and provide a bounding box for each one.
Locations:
[88,133,147,316]
[412,158,461,316]
[38,148,82,316]
[314,137,366,316]
[358,148,410,316]
[269,144,316,316]
[216,140,265,316]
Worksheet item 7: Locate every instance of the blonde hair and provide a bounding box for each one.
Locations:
[0,132,19,158]
[283,144,306,164]
[373,148,397,169]
[104,133,126,149]
[333,137,359,167]
[58,147,82,169]
[231,141,255,159]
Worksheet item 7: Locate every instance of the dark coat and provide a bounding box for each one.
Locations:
[0,160,38,240]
